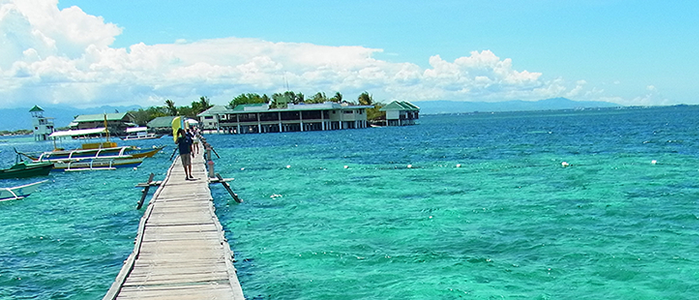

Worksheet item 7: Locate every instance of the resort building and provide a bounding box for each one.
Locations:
[29,105,55,141]
[69,112,137,132]
[197,105,229,131]
[379,101,420,126]
[197,102,373,134]
[147,116,178,134]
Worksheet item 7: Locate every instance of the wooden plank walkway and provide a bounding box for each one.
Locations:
[104,153,245,300]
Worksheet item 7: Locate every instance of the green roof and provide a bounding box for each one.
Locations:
[380,101,420,112]
[29,105,44,112]
[147,116,177,128]
[73,112,131,122]
[198,105,233,116]
[401,102,420,110]
[232,103,267,111]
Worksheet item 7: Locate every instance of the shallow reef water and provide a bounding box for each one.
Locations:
[2,106,699,299]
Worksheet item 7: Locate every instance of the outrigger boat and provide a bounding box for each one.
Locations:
[24,143,163,162]
[0,180,48,201]
[19,128,163,162]
[18,126,163,172]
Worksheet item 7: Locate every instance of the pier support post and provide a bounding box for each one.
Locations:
[137,173,154,209]
[216,173,242,203]
[206,148,215,178]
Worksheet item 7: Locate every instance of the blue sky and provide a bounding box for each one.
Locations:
[1,0,697,108]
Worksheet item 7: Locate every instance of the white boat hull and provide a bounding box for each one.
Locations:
[53,157,145,171]
[0,180,48,201]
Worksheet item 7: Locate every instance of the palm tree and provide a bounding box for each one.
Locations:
[198,96,213,112]
[165,99,178,116]
[358,91,373,106]
[331,92,343,103]
[192,96,213,114]
[309,92,327,104]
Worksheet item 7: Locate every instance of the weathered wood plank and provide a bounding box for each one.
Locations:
[141,223,220,233]
[118,284,234,300]
[103,151,244,300]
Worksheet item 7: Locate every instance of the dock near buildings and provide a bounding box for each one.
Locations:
[103,151,244,299]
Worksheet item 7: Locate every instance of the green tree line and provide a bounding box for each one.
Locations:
[230,91,385,120]
[129,96,214,126]
[128,91,387,126]
[1,129,33,136]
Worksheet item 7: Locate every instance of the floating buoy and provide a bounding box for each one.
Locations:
[651,160,657,165]
[286,165,291,169]
[407,164,413,169]
[344,165,349,169]
[456,164,461,168]
[561,162,570,168]
[240,167,245,171]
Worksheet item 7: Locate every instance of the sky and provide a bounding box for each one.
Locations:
[1,0,698,109]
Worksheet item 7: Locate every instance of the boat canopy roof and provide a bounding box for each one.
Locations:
[49,128,107,138]
[126,127,148,133]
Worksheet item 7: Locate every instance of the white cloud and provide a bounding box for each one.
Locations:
[0,0,655,108]
[566,80,587,98]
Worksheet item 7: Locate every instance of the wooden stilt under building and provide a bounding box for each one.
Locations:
[103,153,244,299]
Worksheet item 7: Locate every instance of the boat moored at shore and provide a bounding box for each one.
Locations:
[0,160,53,179]
[16,128,164,172]
[26,144,163,162]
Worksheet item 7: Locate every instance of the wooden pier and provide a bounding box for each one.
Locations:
[103,153,244,299]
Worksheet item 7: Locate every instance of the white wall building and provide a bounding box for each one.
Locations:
[379,101,420,126]
[29,105,55,141]
[198,102,373,134]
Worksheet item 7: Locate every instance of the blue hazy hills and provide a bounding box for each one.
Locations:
[1,104,141,132]
[412,97,619,115]
[0,98,619,131]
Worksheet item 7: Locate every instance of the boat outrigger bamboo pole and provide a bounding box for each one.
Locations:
[104,113,110,142]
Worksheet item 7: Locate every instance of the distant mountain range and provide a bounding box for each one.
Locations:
[412,97,620,115]
[0,98,619,131]
[0,104,141,132]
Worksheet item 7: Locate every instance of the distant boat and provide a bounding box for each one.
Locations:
[0,180,48,202]
[121,127,162,141]
[0,160,53,179]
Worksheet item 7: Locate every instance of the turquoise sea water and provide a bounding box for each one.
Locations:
[2,106,699,299]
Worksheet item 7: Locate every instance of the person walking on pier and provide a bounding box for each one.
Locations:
[189,128,200,154]
[176,128,195,180]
